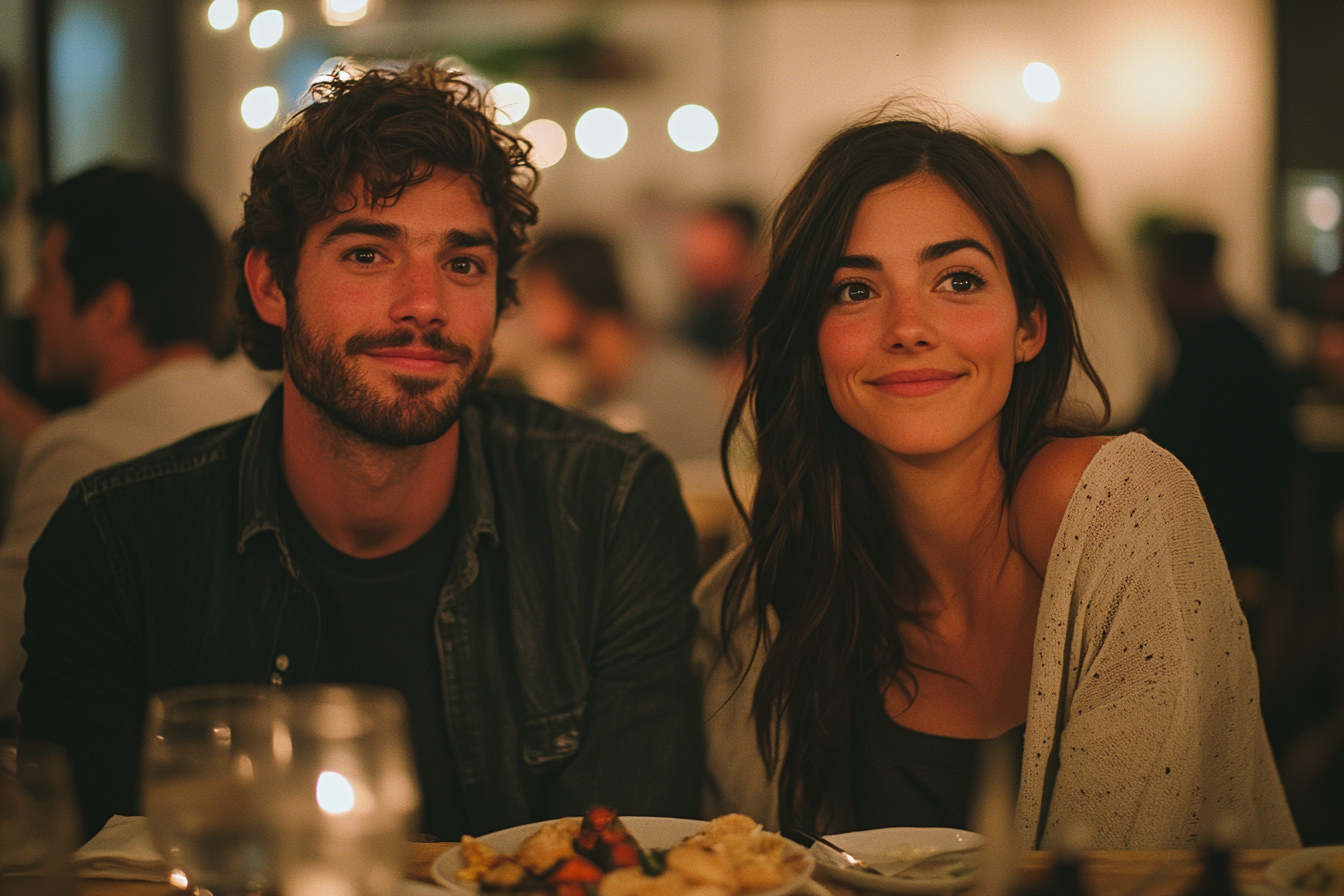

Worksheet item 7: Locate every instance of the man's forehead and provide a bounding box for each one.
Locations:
[311,169,496,238]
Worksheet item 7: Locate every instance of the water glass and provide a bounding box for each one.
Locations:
[269,685,421,896]
[141,684,284,895]
[141,683,419,896]
[0,738,81,896]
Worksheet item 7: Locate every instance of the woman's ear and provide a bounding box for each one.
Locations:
[244,248,287,329]
[1016,299,1047,363]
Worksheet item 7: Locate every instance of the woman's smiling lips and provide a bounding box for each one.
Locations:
[867,367,963,397]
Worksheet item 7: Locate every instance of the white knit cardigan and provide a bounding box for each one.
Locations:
[693,433,1300,849]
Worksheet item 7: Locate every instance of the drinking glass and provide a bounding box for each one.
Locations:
[141,683,420,896]
[1,738,81,896]
[141,684,283,896]
[268,685,420,896]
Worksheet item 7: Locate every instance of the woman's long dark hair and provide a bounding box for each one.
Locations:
[719,115,1106,832]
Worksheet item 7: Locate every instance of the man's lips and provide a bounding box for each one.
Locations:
[867,368,962,397]
[364,347,461,371]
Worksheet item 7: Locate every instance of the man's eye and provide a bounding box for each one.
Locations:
[449,258,479,274]
[350,248,378,264]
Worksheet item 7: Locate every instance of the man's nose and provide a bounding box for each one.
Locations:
[389,259,448,327]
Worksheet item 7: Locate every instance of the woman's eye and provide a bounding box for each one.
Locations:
[833,282,872,303]
[938,271,984,293]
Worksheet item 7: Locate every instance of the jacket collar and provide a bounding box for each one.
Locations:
[235,386,498,554]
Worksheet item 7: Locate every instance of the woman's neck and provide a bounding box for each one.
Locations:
[874,426,1018,611]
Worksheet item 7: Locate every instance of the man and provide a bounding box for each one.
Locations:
[517,232,727,464]
[0,166,273,726]
[18,64,703,842]
[1145,228,1296,598]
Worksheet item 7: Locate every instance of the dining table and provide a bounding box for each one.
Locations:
[63,846,1299,896]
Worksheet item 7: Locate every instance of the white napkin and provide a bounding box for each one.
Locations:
[72,815,171,881]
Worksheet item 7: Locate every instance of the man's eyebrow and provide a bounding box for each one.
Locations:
[320,218,402,245]
[318,220,498,253]
[919,238,998,267]
[443,229,497,252]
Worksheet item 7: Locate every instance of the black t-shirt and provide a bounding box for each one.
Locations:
[851,687,1025,830]
[279,484,465,840]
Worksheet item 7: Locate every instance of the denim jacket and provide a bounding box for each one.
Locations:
[19,388,705,840]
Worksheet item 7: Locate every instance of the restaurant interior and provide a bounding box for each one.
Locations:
[2,0,1344,887]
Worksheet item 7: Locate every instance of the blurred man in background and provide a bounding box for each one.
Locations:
[1145,227,1296,593]
[518,232,727,465]
[0,165,272,729]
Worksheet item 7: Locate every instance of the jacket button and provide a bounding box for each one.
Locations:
[554,732,578,750]
[275,654,290,672]
[270,672,283,686]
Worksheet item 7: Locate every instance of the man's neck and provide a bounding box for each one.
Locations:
[91,342,210,399]
[279,379,460,559]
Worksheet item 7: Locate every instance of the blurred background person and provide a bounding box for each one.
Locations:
[674,201,763,366]
[0,165,273,731]
[1144,227,1297,608]
[515,232,729,467]
[1006,148,1175,431]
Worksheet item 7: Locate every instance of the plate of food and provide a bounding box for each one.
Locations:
[431,807,815,896]
[1265,846,1344,893]
[808,827,984,894]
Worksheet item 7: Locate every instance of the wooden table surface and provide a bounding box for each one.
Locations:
[55,844,1296,896]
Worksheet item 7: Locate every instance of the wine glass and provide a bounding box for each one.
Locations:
[141,684,284,895]
[267,685,420,896]
[1,738,81,896]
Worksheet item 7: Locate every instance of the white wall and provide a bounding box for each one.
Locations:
[177,0,1275,320]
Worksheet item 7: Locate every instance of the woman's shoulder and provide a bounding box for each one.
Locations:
[1011,432,1194,575]
[1011,435,1111,576]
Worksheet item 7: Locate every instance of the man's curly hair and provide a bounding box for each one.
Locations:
[232,62,539,370]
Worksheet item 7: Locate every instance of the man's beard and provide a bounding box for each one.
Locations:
[283,304,490,447]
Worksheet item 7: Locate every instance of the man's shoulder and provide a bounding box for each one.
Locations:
[470,388,658,460]
[71,413,255,501]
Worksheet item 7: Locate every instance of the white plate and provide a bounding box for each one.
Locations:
[430,816,814,896]
[809,827,984,894]
[1265,846,1344,893]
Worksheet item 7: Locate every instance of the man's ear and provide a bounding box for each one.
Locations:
[1016,299,1047,363]
[244,248,287,329]
[82,280,135,335]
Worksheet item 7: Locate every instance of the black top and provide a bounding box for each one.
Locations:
[280,482,465,840]
[851,688,1025,830]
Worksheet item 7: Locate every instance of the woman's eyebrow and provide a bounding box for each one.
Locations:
[835,254,881,271]
[919,238,998,267]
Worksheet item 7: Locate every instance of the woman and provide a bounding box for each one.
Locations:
[694,116,1298,849]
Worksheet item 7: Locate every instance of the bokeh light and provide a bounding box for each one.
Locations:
[324,0,368,26]
[1022,62,1061,103]
[574,108,628,159]
[1306,186,1342,233]
[521,118,567,168]
[667,104,718,152]
[249,10,284,49]
[241,86,280,129]
[207,0,239,30]
[315,771,355,815]
[487,82,531,126]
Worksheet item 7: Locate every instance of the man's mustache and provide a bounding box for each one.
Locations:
[344,328,475,364]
